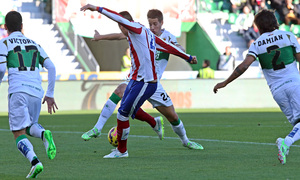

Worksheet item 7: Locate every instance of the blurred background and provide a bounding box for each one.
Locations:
[1,0,297,111]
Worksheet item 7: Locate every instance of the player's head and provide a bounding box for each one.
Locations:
[118,11,133,37]
[147,9,163,36]
[203,59,210,68]
[5,11,23,33]
[254,9,279,34]
[225,46,231,55]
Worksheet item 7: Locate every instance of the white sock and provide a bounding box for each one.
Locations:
[284,122,300,147]
[16,135,37,163]
[27,123,45,139]
[95,99,117,132]
[171,121,189,145]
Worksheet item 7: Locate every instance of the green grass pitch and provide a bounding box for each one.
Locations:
[0,108,300,179]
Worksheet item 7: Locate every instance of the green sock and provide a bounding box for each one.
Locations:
[170,118,181,126]
[109,93,121,104]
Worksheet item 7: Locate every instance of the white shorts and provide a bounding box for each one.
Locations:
[147,82,173,108]
[121,80,173,108]
[273,85,300,126]
[8,92,41,131]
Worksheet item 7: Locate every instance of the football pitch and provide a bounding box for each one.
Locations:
[1,108,300,179]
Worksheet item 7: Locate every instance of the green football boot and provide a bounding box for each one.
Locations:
[81,127,101,141]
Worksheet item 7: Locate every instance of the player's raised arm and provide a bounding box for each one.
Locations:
[155,36,196,64]
[81,4,142,34]
[213,55,256,93]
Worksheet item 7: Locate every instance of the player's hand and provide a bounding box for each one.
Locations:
[91,30,100,41]
[189,56,197,64]
[213,82,227,94]
[80,4,97,12]
[42,96,58,114]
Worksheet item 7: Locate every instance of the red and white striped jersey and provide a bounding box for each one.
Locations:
[98,7,192,82]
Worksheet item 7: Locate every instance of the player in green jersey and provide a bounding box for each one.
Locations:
[0,11,58,178]
[213,9,300,165]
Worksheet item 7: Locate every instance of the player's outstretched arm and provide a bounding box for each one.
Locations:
[42,57,58,114]
[80,4,97,12]
[92,30,126,41]
[213,55,256,93]
[176,44,185,52]
[155,36,195,63]
[81,4,143,34]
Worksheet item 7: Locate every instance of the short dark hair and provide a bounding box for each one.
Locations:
[5,11,22,32]
[119,11,133,21]
[204,59,210,66]
[254,9,279,34]
[147,9,163,22]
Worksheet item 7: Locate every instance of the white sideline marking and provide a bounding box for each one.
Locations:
[1,128,300,148]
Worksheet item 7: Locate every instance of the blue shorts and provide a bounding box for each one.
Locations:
[118,79,157,120]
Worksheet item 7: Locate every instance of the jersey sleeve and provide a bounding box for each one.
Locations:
[43,58,56,97]
[0,39,8,64]
[0,40,7,84]
[169,33,178,45]
[37,44,49,66]
[247,41,258,59]
[97,7,142,34]
[155,36,192,62]
[288,33,300,53]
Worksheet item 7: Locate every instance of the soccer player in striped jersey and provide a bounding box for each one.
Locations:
[80,4,197,158]
[81,9,203,150]
[0,11,58,177]
[213,9,300,165]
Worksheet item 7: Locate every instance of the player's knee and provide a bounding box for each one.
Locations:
[114,84,126,98]
[113,88,124,98]
[166,113,179,122]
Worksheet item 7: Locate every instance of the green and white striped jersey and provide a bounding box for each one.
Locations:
[248,29,300,95]
[156,29,178,79]
[0,32,48,99]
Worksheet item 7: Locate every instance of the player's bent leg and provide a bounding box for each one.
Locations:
[14,131,44,178]
[43,130,56,160]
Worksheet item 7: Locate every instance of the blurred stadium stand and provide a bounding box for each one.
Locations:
[196,0,248,62]
[18,0,96,74]
[6,0,298,79]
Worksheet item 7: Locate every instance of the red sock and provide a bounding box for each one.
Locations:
[135,108,156,128]
[117,119,129,153]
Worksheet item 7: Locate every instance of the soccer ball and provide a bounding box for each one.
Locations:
[108,126,118,147]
